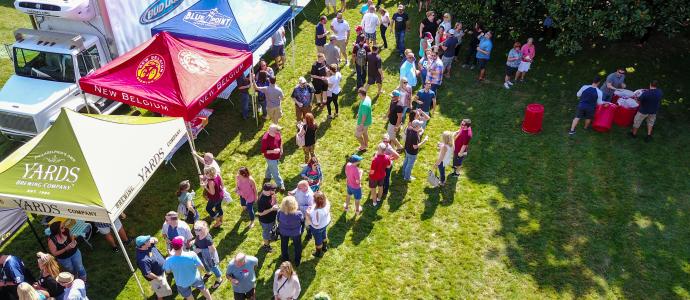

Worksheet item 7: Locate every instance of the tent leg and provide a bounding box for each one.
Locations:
[186,124,202,175]
[254,93,259,128]
[290,17,295,67]
[111,220,146,298]
[27,213,46,252]
[81,93,91,114]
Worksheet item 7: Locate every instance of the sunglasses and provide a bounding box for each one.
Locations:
[168,216,178,221]
[194,228,202,232]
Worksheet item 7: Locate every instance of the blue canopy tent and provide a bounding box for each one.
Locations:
[151,0,292,53]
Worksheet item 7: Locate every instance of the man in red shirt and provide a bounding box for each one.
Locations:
[369,143,392,206]
[261,124,285,191]
[451,119,472,177]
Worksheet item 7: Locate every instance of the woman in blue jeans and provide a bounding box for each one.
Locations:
[277,196,304,267]
[307,191,331,258]
[47,221,87,281]
[193,220,224,289]
[201,166,225,228]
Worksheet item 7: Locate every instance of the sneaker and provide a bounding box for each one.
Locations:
[343,203,349,211]
[507,81,514,86]
[372,200,378,206]
[644,135,653,143]
[628,132,637,139]
[461,64,468,69]
[470,65,475,70]
[568,130,576,135]
[203,273,212,281]
[449,172,460,177]
[504,82,510,89]
[409,176,416,181]
[313,250,324,258]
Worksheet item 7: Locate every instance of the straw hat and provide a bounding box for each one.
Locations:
[56,272,74,285]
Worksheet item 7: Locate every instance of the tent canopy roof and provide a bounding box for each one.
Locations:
[151,0,292,52]
[79,31,252,121]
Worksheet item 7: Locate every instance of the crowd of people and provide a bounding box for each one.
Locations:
[0,1,667,300]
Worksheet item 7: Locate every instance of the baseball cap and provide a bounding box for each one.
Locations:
[135,235,151,248]
[349,155,363,163]
[391,90,401,97]
[412,120,424,128]
[448,29,456,35]
[356,25,363,32]
[171,236,184,250]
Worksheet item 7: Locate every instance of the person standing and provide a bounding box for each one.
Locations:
[462,23,484,69]
[192,152,222,177]
[434,131,454,186]
[301,157,323,192]
[601,68,627,102]
[399,52,419,89]
[47,222,87,282]
[163,237,213,300]
[330,13,351,66]
[412,81,436,126]
[380,134,400,198]
[418,32,433,59]
[35,252,64,299]
[401,120,429,181]
[392,5,410,57]
[292,77,315,122]
[397,77,414,125]
[365,45,384,95]
[369,143,392,206]
[440,29,458,78]
[344,155,364,214]
[386,90,405,150]
[379,7,390,49]
[271,25,286,69]
[256,183,279,252]
[361,5,380,46]
[302,113,319,163]
[475,31,493,82]
[515,38,535,82]
[452,22,465,62]
[252,75,284,124]
[355,88,373,151]
[307,191,331,257]
[161,211,194,253]
[289,181,315,241]
[425,50,444,92]
[326,64,342,118]
[419,11,438,39]
[135,236,172,300]
[93,217,130,253]
[277,196,304,267]
[261,124,285,191]
[192,221,224,290]
[324,36,341,66]
[235,167,258,229]
[630,80,663,142]
[0,254,33,300]
[56,273,88,300]
[310,53,329,107]
[273,261,301,300]
[568,76,604,135]
[352,37,370,89]
[315,16,330,54]
[201,166,225,228]
[177,180,199,224]
[235,73,252,120]
[325,0,337,15]
[504,42,522,89]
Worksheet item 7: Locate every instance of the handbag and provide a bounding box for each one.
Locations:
[269,214,280,241]
[427,170,440,187]
[296,122,306,148]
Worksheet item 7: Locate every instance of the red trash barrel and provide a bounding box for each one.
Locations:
[592,103,617,132]
[522,103,544,134]
[614,105,638,127]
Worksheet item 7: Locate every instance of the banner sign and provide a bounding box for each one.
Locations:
[0,208,28,246]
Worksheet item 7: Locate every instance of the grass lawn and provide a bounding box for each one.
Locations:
[1,0,690,299]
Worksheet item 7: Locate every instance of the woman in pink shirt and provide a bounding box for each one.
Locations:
[516,38,535,82]
[235,167,258,229]
[344,155,364,215]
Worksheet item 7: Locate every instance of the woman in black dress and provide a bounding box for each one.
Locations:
[310,53,329,107]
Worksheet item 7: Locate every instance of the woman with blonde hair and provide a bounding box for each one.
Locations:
[201,166,225,228]
[35,252,64,298]
[307,191,331,257]
[434,131,455,186]
[273,261,301,300]
[17,282,46,300]
[277,196,304,267]
[193,220,224,289]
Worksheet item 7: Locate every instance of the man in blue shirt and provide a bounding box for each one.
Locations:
[475,31,493,82]
[136,236,172,300]
[0,254,33,300]
[631,80,663,142]
[163,237,212,300]
[225,252,259,300]
[569,76,603,135]
[413,81,436,128]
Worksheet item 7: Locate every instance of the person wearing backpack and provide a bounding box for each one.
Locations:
[352,38,370,89]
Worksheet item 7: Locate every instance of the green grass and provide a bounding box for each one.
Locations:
[1,0,690,299]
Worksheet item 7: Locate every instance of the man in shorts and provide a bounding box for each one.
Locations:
[451,119,472,177]
[361,5,380,45]
[440,29,459,78]
[330,13,351,66]
[630,80,663,142]
[94,216,131,252]
[386,90,404,150]
[345,155,364,214]
[271,25,286,69]
[369,143,392,206]
[315,16,329,54]
[364,45,383,95]
[136,236,173,300]
[475,31,493,82]
[252,75,284,124]
[163,237,212,300]
[324,35,341,66]
[355,88,372,151]
[569,76,603,135]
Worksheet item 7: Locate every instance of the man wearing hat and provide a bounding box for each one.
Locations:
[163,236,212,300]
[261,124,285,191]
[345,154,364,214]
[401,120,429,181]
[292,77,315,122]
[386,90,404,150]
[56,272,88,300]
[324,35,341,66]
[441,29,459,78]
[135,236,172,300]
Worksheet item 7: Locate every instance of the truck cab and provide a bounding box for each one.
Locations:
[0,29,120,139]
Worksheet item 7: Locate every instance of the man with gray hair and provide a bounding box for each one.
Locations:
[261,124,285,191]
[225,252,258,300]
[324,35,341,66]
[289,180,315,240]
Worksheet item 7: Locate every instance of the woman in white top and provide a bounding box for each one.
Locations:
[396,78,413,124]
[325,64,342,119]
[435,131,454,187]
[307,191,331,257]
[273,261,301,300]
[378,7,391,49]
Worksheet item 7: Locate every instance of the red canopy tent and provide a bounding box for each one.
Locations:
[79,31,252,121]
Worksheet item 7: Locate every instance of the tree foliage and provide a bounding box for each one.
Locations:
[431,0,690,55]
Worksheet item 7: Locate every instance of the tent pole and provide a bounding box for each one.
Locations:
[81,92,91,114]
[186,123,202,174]
[290,16,295,67]
[111,219,146,298]
[27,213,46,252]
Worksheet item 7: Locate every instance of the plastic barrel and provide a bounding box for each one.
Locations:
[592,103,617,132]
[614,105,638,127]
[521,103,544,134]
